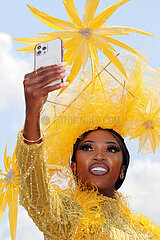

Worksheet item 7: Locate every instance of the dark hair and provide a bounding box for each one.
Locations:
[71,127,130,190]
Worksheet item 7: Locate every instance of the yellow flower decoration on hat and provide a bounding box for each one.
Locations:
[0,144,19,240]
[14,0,154,94]
[129,95,160,153]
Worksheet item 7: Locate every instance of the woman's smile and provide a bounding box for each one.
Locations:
[89,163,110,176]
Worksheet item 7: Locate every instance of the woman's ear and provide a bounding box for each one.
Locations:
[119,165,125,179]
[71,162,77,175]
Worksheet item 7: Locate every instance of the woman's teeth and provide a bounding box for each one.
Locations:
[90,167,108,172]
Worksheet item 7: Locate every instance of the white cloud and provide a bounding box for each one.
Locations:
[17,208,43,240]
[0,33,31,112]
[121,158,160,224]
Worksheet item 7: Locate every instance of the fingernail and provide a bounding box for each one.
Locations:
[60,66,70,71]
[60,82,69,87]
[63,81,69,86]
[60,72,70,77]
[64,66,71,70]
[57,62,67,67]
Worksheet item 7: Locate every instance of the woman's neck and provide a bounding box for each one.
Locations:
[98,186,115,198]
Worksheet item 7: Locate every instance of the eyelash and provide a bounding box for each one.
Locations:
[79,144,120,152]
[79,143,93,151]
[107,145,121,153]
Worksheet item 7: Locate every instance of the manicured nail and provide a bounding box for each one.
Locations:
[60,66,70,71]
[57,62,67,67]
[63,81,69,86]
[64,66,71,70]
[60,82,69,87]
[60,72,70,77]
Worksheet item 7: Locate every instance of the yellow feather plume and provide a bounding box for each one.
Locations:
[89,0,131,29]
[0,144,19,240]
[83,0,100,26]
[27,4,76,31]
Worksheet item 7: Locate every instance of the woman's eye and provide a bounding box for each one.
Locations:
[106,145,120,153]
[79,144,93,151]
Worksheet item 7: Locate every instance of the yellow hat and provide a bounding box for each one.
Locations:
[40,52,160,170]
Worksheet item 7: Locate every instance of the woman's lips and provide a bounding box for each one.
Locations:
[89,163,109,176]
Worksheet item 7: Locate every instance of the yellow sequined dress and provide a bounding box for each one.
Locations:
[16,132,160,240]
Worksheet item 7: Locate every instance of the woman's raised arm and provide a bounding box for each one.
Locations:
[23,63,68,143]
[16,64,79,239]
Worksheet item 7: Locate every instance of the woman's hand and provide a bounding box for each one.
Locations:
[23,63,68,142]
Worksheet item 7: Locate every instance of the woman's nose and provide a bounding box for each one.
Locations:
[93,150,105,161]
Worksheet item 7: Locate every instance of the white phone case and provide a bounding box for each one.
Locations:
[34,38,63,86]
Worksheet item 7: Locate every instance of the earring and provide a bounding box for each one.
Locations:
[73,170,76,175]
[120,172,124,179]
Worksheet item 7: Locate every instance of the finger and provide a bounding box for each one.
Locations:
[24,65,58,79]
[24,71,69,89]
[32,82,68,97]
[24,67,69,87]
[34,72,69,89]
[24,62,67,79]
[36,62,68,74]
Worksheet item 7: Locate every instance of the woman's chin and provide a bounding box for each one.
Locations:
[81,178,114,193]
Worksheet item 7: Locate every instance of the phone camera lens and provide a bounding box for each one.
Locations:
[37,51,41,55]
[42,46,47,50]
[37,45,41,50]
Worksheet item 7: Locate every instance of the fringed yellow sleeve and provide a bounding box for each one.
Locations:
[16,132,80,240]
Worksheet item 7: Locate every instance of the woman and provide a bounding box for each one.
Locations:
[16,63,160,239]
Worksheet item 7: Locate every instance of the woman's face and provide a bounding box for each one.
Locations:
[72,130,124,197]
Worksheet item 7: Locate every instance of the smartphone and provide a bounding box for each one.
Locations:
[34,38,64,86]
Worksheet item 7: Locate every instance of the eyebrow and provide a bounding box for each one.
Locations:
[81,140,118,145]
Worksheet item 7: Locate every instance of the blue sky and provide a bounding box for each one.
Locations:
[0,0,160,239]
